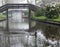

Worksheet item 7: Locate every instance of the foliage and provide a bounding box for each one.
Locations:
[56,3,60,14]
[24,10,29,16]
[35,8,45,17]
[32,3,60,22]
[45,5,59,19]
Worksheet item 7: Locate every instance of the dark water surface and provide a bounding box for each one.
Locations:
[0,10,60,47]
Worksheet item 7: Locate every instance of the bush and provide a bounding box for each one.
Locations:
[56,3,60,14]
[45,4,59,19]
[35,8,45,17]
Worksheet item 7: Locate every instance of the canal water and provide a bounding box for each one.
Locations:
[32,21,60,47]
[0,9,60,47]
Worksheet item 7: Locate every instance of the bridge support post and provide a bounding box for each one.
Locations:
[29,5,31,32]
[6,9,10,47]
[6,9,9,32]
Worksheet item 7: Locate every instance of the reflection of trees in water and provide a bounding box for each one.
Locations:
[34,22,46,30]
[35,22,60,40]
[34,22,60,47]
[43,26,60,40]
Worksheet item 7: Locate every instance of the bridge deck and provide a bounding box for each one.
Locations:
[0,4,37,12]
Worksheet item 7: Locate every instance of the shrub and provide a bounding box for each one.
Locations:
[56,3,60,14]
[45,5,59,19]
[35,8,45,17]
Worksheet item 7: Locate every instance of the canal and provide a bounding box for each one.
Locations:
[0,9,60,47]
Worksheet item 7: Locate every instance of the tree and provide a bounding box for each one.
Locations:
[35,8,45,17]
[45,4,59,19]
[56,3,60,14]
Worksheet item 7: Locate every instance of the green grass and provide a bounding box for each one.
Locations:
[0,14,6,20]
[52,17,60,22]
[32,16,47,20]
[47,16,60,22]
[32,15,60,22]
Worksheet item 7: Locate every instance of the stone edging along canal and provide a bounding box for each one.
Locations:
[31,18,60,26]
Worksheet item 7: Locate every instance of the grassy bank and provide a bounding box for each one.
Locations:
[32,15,60,22]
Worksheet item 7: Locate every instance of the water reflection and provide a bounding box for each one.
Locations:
[32,21,60,47]
[0,9,60,47]
[0,18,60,47]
